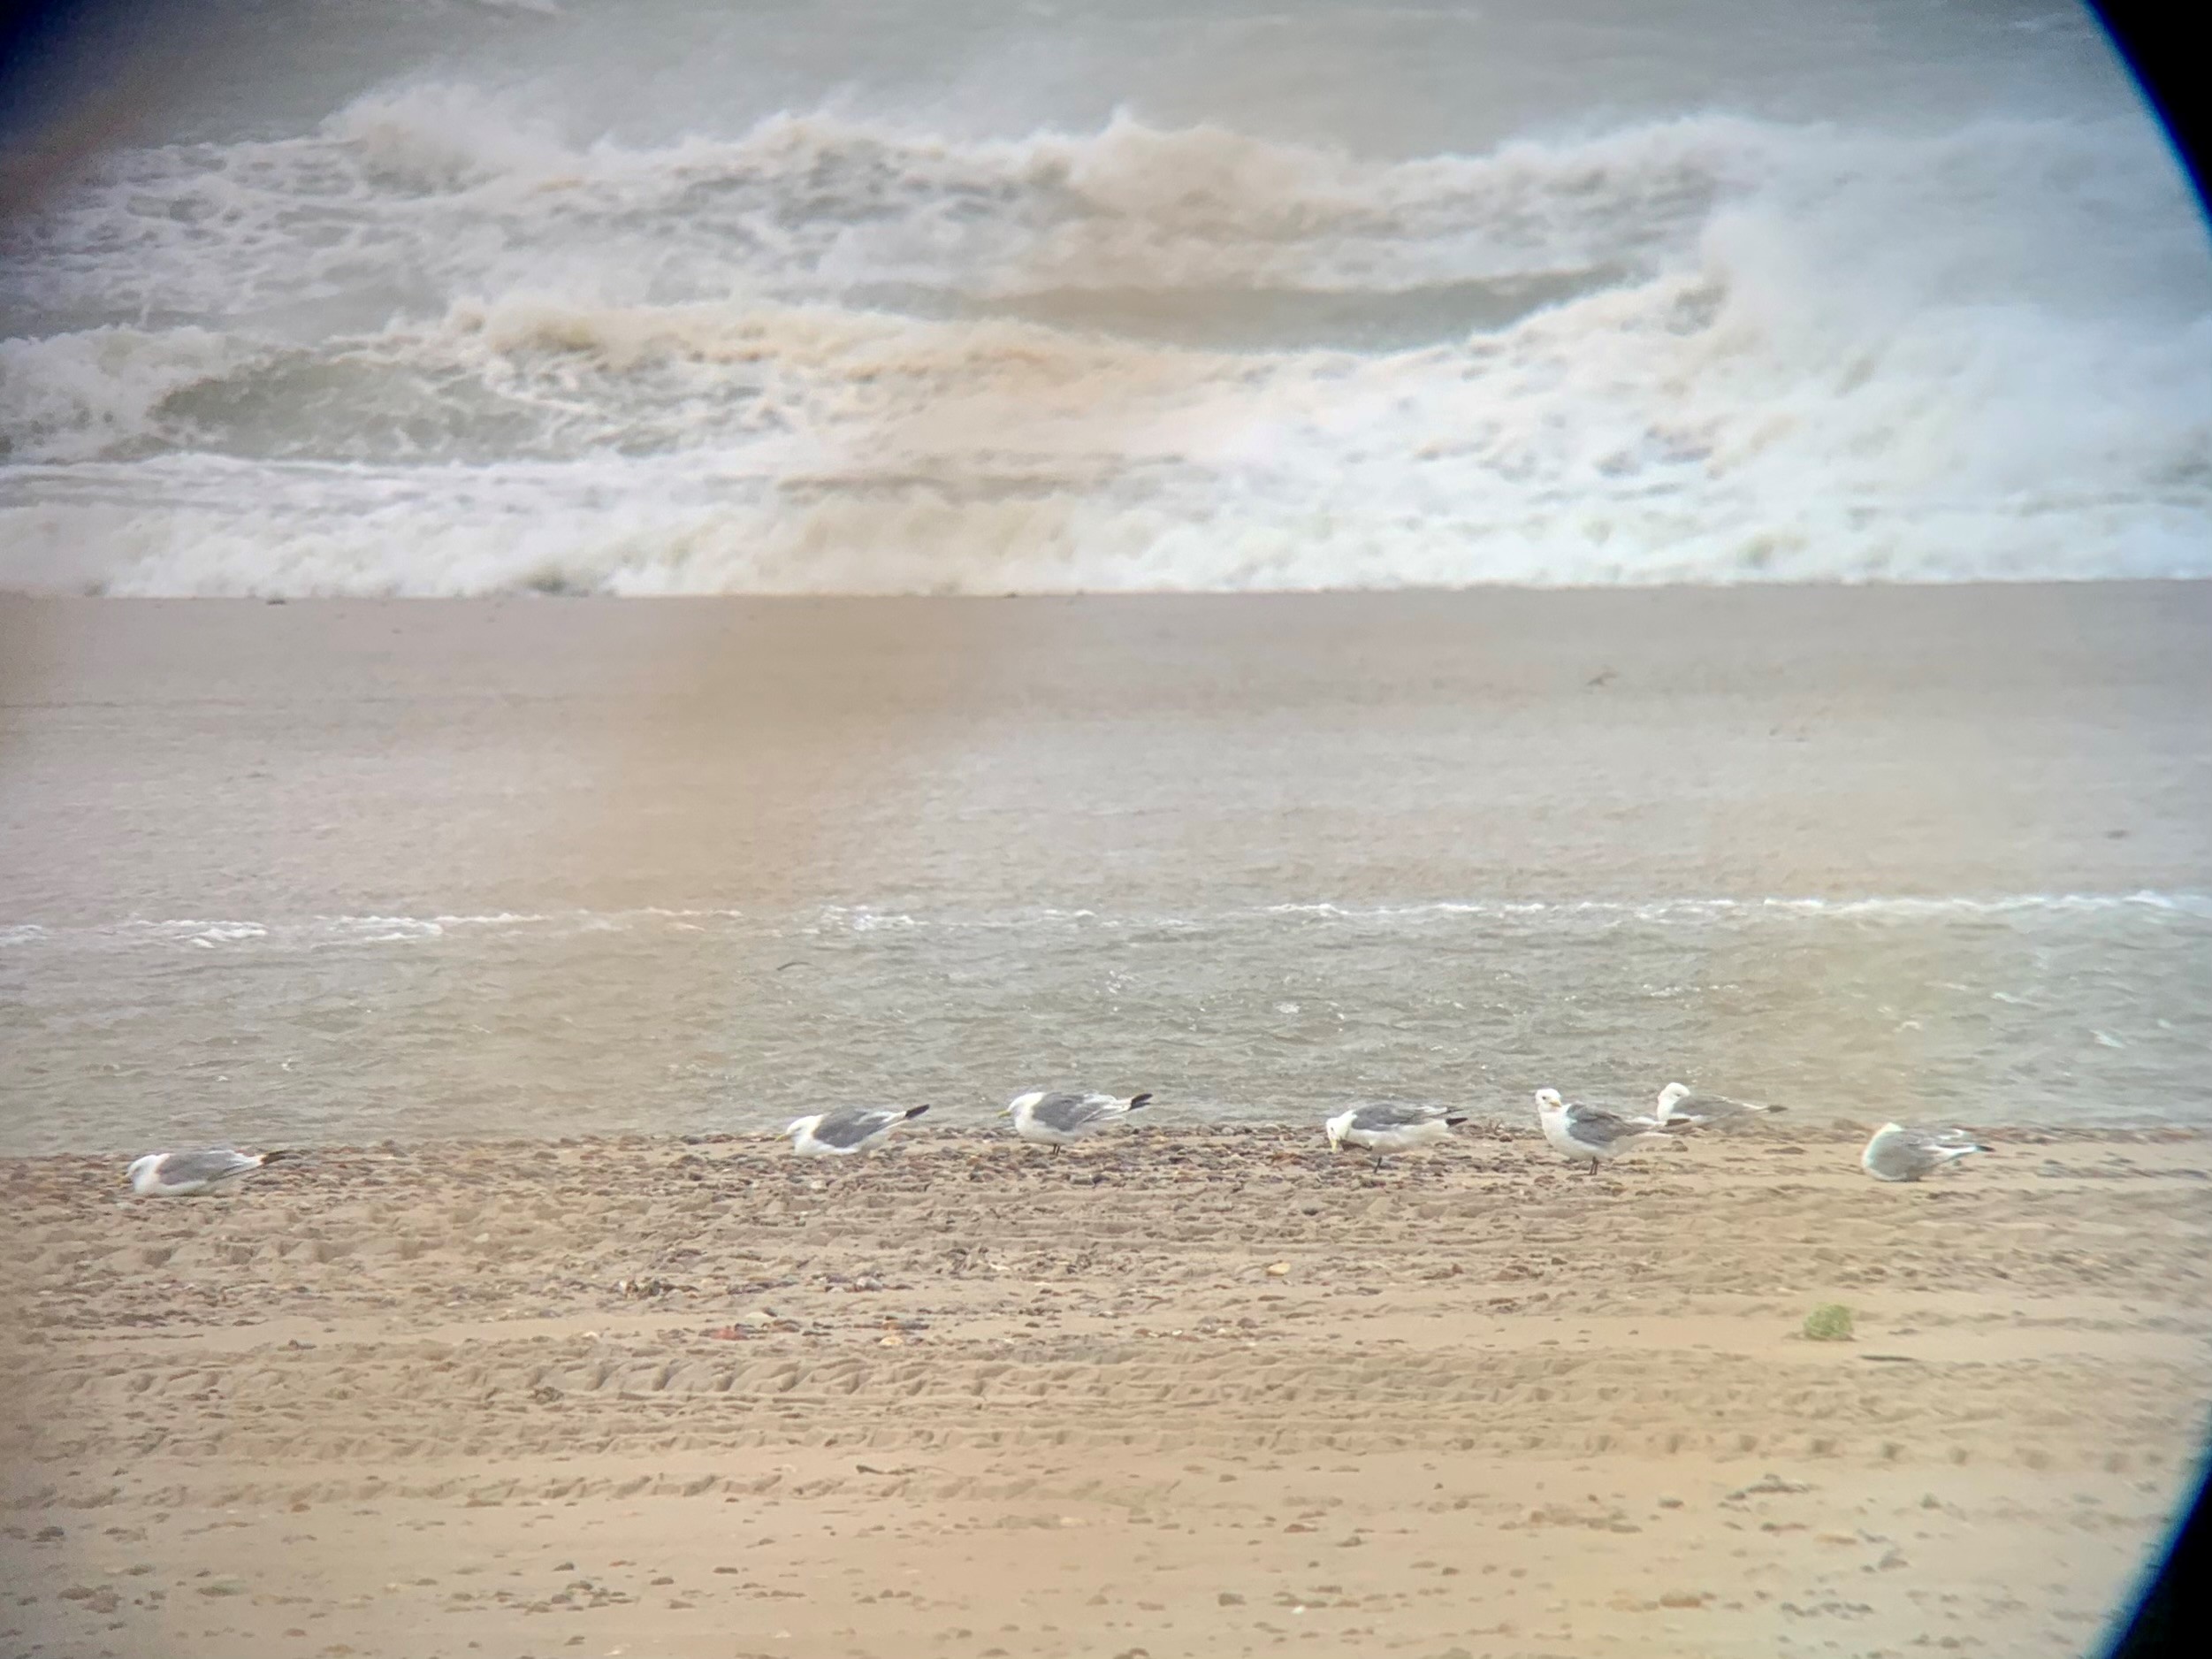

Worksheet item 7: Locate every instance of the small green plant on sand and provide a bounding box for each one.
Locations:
[1803,1303,1855,1342]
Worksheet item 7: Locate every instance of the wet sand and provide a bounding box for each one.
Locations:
[4,1125,2208,1658]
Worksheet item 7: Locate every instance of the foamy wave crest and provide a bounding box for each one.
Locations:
[4,95,2208,592]
[0,327,256,465]
[2,96,1735,319]
[1263,892,2212,924]
[10,891,2203,950]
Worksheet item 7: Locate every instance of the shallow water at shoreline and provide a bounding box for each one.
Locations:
[5,891,2209,1152]
[4,590,2208,1153]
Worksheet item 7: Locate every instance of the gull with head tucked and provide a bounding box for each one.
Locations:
[1861,1122,1987,1182]
[1535,1088,1690,1175]
[1002,1089,1152,1148]
[126,1148,297,1197]
[781,1104,929,1157]
[1323,1102,1466,1168]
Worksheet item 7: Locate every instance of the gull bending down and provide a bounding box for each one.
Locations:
[1654,1082,1785,1128]
[782,1104,929,1157]
[126,1148,296,1197]
[1323,1102,1466,1167]
[1535,1088,1690,1175]
[1861,1122,1987,1182]
[1003,1090,1152,1147]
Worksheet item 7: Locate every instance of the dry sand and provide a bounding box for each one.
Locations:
[4,1124,2209,1659]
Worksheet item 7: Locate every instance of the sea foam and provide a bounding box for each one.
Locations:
[3,95,2208,593]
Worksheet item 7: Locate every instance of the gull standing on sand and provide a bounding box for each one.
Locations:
[1654,1082,1785,1128]
[781,1104,930,1157]
[1861,1122,1988,1182]
[126,1148,296,1197]
[1323,1102,1467,1168]
[1002,1090,1152,1147]
[1535,1088,1689,1174]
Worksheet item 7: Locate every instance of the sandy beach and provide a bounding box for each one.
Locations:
[4,1123,2208,1658]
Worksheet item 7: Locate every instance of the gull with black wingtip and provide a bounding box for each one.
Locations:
[781,1104,930,1157]
[1536,1087,1690,1175]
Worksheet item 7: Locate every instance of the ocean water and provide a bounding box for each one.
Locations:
[2,583,2208,1155]
[3,0,2209,594]
[4,11,2209,1156]
[4,893,2210,1154]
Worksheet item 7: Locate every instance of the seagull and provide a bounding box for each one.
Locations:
[126,1148,296,1197]
[781,1104,929,1157]
[1323,1102,1466,1168]
[1002,1089,1152,1148]
[1861,1122,1987,1182]
[1535,1088,1690,1174]
[1654,1082,1785,1128]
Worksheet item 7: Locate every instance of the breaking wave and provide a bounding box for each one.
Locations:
[4,87,2208,592]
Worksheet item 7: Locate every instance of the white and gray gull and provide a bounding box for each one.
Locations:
[782,1104,930,1157]
[126,1148,296,1197]
[1003,1089,1152,1147]
[1654,1082,1785,1128]
[1861,1121,1987,1183]
[1323,1102,1466,1167]
[1536,1088,1690,1174]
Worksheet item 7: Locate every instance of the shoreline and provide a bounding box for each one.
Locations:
[5,582,2209,1151]
[22,576,2212,599]
[17,1120,2212,1163]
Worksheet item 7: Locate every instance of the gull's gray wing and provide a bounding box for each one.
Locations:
[1893,1132,1981,1158]
[1032,1092,1116,1134]
[1348,1102,1449,1131]
[1865,1125,1983,1179]
[1562,1104,1660,1147]
[1864,1132,1927,1180]
[1667,1089,1760,1121]
[155,1149,260,1184]
[1908,1126,1982,1151]
[810,1107,903,1150]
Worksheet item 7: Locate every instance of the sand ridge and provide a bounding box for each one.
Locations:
[4,1125,2208,1657]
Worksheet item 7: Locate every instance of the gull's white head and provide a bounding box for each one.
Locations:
[1657,1082,1691,1111]
[1323,1107,1357,1151]
[781,1116,817,1140]
[1003,1090,1042,1118]
[1534,1088,1565,1113]
[125,1153,157,1191]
